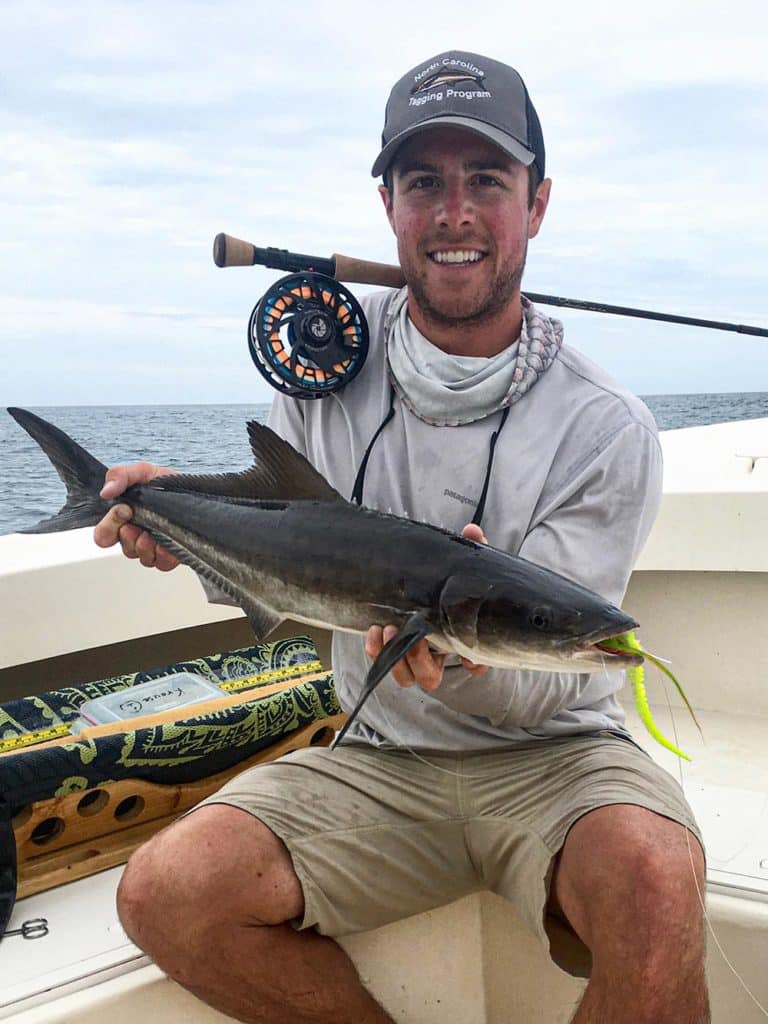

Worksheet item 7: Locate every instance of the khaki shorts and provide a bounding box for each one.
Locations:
[194,734,702,977]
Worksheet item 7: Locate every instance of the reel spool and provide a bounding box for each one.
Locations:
[248,272,369,399]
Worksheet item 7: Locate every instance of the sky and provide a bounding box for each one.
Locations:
[1,0,766,406]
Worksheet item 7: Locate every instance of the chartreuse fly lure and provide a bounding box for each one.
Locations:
[599,631,701,761]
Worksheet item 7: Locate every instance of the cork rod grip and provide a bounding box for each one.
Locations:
[213,233,257,267]
[332,253,405,288]
[212,231,406,286]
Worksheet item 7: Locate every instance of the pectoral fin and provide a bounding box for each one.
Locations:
[241,599,284,642]
[331,612,430,749]
[439,575,494,650]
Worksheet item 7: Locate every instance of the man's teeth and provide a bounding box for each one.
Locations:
[431,250,483,264]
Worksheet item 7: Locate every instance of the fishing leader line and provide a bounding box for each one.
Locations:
[372,656,636,780]
[373,686,488,780]
[664,684,768,1018]
[371,656,630,779]
[375,663,768,1016]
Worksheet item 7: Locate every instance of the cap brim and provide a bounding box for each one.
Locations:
[371,116,535,177]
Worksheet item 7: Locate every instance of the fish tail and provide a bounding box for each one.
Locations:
[7,408,110,533]
[628,663,691,761]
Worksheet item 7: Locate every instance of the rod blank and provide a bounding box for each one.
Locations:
[213,233,768,338]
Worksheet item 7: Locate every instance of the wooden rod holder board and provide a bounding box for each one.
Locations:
[13,713,346,899]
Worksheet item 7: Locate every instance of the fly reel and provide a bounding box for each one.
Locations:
[248,272,369,399]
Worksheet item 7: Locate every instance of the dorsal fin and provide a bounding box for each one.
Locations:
[148,424,343,503]
[246,423,343,501]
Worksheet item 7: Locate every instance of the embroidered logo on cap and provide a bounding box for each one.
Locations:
[409,67,491,109]
[413,67,486,93]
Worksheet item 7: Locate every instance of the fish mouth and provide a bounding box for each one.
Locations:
[590,643,644,667]
[569,624,644,667]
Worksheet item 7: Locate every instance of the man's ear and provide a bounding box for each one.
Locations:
[378,183,396,233]
[528,177,552,240]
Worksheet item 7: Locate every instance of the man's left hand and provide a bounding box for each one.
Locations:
[364,523,490,691]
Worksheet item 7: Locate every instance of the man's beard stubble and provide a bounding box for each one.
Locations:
[403,242,528,330]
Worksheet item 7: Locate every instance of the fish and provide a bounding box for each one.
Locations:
[8,407,642,747]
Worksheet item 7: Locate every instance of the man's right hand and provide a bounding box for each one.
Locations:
[93,463,179,571]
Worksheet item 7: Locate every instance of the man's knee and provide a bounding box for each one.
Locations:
[117,803,304,950]
[617,834,705,949]
[631,829,705,905]
[555,806,705,957]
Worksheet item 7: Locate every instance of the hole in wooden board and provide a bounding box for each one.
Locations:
[114,795,145,821]
[30,817,66,845]
[77,789,109,816]
[309,726,334,746]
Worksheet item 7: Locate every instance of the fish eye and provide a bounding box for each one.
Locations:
[529,607,552,631]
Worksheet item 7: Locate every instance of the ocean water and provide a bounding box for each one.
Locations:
[1,393,766,536]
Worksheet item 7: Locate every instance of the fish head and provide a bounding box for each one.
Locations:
[439,564,642,673]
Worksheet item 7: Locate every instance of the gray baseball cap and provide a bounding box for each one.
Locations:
[372,50,545,181]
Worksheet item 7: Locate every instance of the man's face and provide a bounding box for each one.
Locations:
[380,126,550,331]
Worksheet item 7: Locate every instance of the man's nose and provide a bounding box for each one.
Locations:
[436,183,475,229]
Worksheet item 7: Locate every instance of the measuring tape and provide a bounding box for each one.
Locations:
[0,662,326,752]
[0,724,72,754]
[219,660,325,694]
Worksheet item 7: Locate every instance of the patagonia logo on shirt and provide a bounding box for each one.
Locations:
[443,487,475,508]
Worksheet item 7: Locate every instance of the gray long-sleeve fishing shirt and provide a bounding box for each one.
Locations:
[262,288,662,750]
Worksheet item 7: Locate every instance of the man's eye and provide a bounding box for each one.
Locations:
[410,176,437,190]
[474,174,501,187]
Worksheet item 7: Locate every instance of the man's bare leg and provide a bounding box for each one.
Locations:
[117,805,392,1024]
[551,804,709,1024]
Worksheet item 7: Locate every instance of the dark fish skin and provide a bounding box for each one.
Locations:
[7,408,640,741]
[123,490,633,652]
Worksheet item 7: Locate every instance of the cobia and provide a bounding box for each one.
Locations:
[8,407,641,744]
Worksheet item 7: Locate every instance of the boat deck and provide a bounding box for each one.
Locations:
[623,702,768,900]
[2,416,768,1022]
[3,698,768,1022]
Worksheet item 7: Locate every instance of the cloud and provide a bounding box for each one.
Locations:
[0,0,766,403]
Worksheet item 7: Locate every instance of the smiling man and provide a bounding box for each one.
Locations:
[108,51,709,1024]
[381,128,547,356]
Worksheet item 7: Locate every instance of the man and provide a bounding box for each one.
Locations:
[97,51,709,1023]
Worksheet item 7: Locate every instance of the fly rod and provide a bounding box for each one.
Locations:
[213,232,768,338]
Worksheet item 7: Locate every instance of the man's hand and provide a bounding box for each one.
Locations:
[364,523,490,690]
[93,463,179,571]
